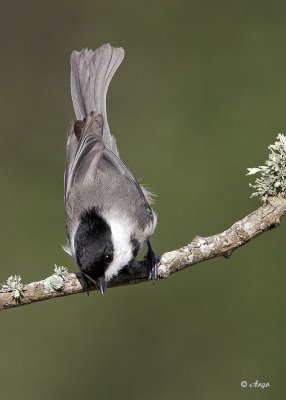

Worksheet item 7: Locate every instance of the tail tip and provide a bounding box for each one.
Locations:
[71,43,125,61]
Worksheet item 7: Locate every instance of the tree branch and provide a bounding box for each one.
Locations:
[1,194,285,311]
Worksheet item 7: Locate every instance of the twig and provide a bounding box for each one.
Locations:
[1,194,285,311]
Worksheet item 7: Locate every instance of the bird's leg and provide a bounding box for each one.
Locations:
[145,240,158,283]
[77,271,96,296]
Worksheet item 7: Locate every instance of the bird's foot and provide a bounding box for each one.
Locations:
[77,271,97,296]
[145,240,159,283]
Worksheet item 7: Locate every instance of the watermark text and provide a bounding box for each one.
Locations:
[241,380,270,389]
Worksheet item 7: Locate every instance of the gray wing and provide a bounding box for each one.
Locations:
[103,148,153,214]
[65,112,152,215]
[64,112,104,203]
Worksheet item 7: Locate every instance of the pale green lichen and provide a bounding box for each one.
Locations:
[247,134,286,201]
[1,275,24,300]
[44,275,64,291]
[44,265,69,291]
[53,265,69,278]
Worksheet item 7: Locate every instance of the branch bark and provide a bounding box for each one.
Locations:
[1,194,286,311]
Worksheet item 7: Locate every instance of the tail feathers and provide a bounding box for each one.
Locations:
[70,43,124,153]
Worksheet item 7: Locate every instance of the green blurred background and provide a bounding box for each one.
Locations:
[0,0,285,399]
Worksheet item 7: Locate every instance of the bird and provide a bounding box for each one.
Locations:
[63,43,157,294]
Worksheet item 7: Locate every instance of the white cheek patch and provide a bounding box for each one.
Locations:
[104,216,133,280]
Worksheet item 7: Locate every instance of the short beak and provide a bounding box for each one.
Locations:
[97,276,107,295]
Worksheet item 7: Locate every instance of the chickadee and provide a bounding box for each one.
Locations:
[63,43,157,294]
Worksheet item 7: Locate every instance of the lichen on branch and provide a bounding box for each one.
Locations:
[0,275,24,300]
[247,134,286,200]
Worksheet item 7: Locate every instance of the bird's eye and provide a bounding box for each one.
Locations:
[104,252,113,263]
